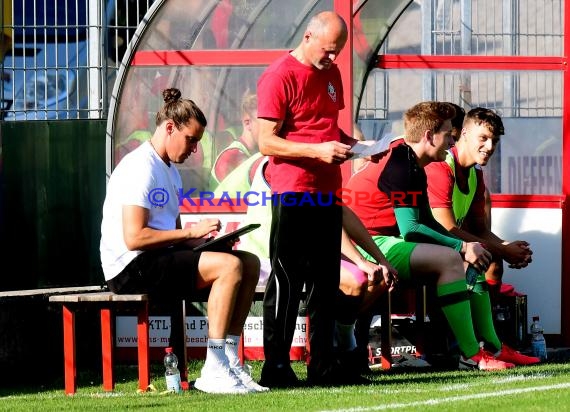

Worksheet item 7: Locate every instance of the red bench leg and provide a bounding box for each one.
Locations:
[380,291,393,369]
[101,308,114,391]
[62,305,77,395]
[238,333,245,364]
[304,314,310,365]
[137,301,150,390]
[181,300,188,383]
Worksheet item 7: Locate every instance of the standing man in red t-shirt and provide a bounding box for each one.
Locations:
[256,11,382,387]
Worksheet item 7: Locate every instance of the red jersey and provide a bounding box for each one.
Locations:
[257,52,344,193]
[344,139,412,236]
[425,146,486,222]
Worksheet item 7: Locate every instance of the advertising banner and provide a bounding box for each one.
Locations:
[115,315,308,361]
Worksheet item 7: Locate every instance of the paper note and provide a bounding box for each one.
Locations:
[351,138,391,159]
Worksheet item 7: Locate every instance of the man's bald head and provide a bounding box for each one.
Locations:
[307,11,348,44]
[299,11,348,70]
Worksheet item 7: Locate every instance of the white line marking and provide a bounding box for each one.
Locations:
[321,382,570,412]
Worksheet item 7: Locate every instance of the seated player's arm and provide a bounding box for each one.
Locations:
[478,227,533,268]
[394,206,463,252]
[432,207,487,244]
[396,206,494,269]
[340,228,397,291]
[341,206,393,269]
[433,207,530,266]
[122,205,220,251]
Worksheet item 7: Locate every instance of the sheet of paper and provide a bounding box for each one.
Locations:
[350,138,391,159]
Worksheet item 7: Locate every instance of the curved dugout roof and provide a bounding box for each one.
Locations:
[103,0,570,344]
[106,0,412,192]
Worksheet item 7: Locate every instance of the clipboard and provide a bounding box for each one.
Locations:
[192,223,261,252]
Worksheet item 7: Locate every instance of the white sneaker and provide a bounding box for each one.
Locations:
[194,365,254,394]
[232,365,270,392]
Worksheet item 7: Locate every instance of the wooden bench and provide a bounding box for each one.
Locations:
[0,286,109,387]
[49,291,150,395]
[46,283,426,394]
[0,285,105,302]
[48,285,268,395]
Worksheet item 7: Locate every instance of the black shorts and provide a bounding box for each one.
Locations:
[107,244,202,301]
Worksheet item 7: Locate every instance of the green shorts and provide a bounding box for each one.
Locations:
[357,235,417,281]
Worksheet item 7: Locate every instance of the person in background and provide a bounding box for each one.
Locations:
[431,105,531,301]
[447,102,465,142]
[210,91,259,189]
[345,101,539,370]
[100,88,267,394]
[256,11,393,387]
[211,90,263,201]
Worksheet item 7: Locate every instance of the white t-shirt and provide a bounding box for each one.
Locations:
[100,141,182,280]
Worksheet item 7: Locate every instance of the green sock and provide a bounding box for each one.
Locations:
[437,280,480,358]
[469,288,502,351]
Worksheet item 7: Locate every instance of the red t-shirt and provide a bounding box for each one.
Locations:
[257,52,344,193]
[425,145,486,222]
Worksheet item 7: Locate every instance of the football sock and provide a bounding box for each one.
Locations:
[225,334,241,368]
[437,279,480,358]
[470,289,502,351]
[205,338,227,369]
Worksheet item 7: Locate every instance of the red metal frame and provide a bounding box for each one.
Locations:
[336,0,355,183]
[490,194,564,209]
[561,0,570,347]
[377,55,565,70]
[131,49,285,66]
[177,195,565,214]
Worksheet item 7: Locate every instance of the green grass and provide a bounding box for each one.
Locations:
[2,361,570,411]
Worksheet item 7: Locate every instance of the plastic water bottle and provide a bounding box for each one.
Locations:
[164,347,182,393]
[530,316,547,361]
[465,264,481,291]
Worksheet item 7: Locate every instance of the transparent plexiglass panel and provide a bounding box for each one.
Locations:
[357,69,562,195]
[113,65,267,192]
[353,0,413,118]
[137,0,334,51]
[382,0,563,56]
